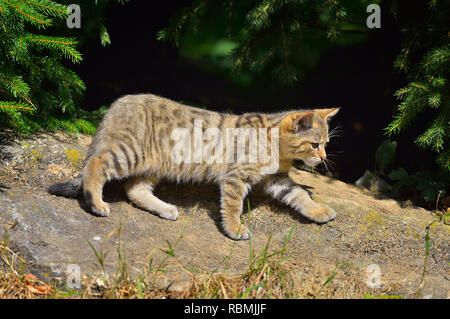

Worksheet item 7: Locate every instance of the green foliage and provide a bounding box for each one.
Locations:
[159,0,449,186]
[386,0,450,172]
[388,167,448,202]
[0,0,84,134]
[157,0,371,85]
[0,0,125,135]
[375,140,397,175]
[375,138,448,203]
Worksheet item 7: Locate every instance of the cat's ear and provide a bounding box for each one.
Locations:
[315,108,340,122]
[281,111,314,133]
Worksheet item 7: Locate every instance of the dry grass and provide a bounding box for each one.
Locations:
[0,220,410,299]
[0,245,395,299]
[0,242,33,298]
[0,223,308,299]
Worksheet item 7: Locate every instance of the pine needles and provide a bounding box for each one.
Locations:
[0,0,91,135]
[386,1,449,172]
[157,0,370,85]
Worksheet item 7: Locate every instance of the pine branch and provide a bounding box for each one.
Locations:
[19,0,68,18]
[386,96,428,135]
[99,24,111,47]
[0,0,97,135]
[245,0,279,32]
[157,0,210,47]
[0,100,34,111]
[0,74,35,107]
[4,0,52,28]
[437,149,450,171]
[27,34,82,63]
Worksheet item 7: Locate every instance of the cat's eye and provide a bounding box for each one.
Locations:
[311,143,319,149]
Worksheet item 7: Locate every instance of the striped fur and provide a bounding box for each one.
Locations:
[48,94,339,240]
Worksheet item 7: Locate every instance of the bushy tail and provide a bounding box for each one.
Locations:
[48,174,83,198]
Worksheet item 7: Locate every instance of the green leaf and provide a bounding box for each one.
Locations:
[375,140,397,174]
[99,24,111,47]
[388,167,413,193]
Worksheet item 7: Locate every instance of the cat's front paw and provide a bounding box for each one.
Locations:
[223,222,251,241]
[301,204,336,224]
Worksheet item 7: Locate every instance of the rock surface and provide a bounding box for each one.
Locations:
[0,131,449,298]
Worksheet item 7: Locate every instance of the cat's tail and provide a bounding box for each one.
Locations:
[48,174,83,198]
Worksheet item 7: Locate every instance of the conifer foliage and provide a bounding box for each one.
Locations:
[159,0,449,174]
[386,0,449,172]
[0,0,93,134]
[157,0,371,85]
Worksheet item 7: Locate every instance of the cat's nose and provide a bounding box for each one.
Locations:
[320,155,327,161]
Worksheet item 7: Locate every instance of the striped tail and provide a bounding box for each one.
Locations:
[48,174,83,198]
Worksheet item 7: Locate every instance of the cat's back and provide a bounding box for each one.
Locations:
[108,93,221,125]
[89,94,227,156]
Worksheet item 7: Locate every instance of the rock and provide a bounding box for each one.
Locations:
[167,279,193,293]
[0,131,449,298]
[355,169,392,193]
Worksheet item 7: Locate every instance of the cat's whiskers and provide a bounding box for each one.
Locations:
[328,125,343,140]
[321,159,334,176]
[325,158,336,172]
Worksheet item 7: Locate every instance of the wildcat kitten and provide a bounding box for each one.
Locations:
[48,94,339,240]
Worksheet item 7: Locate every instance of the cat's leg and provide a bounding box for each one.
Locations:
[124,176,179,221]
[83,154,110,216]
[219,178,251,240]
[264,174,336,223]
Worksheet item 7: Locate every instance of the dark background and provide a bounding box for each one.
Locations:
[72,1,432,183]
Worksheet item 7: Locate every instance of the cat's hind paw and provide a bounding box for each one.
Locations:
[158,204,180,221]
[302,204,336,224]
[91,201,110,217]
[223,222,251,241]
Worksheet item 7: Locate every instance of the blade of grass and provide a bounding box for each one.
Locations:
[241,282,265,298]
[415,222,435,299]
[314,271,338,298]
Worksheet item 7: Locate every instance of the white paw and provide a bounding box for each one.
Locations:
[236,226,251,241]
[158,204,179,221]
[224,223,251,241]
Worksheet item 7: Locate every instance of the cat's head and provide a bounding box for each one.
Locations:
[279,108,339,167]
